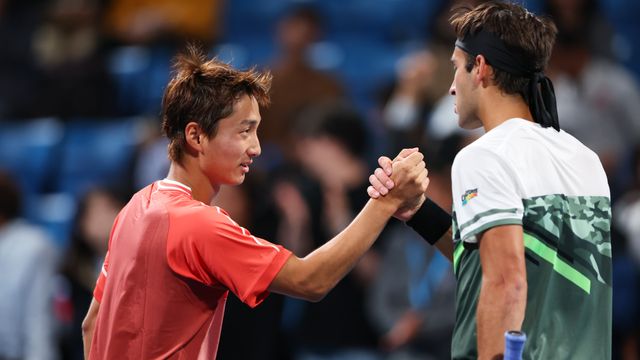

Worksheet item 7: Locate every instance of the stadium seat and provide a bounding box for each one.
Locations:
[0,118,63,194]
[56,118,145,197]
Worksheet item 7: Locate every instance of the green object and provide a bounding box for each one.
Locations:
[451,195,612,359]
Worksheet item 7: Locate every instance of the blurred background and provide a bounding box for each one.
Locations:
[0,0,639,359]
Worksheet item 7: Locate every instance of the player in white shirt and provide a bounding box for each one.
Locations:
[367,2,612,359]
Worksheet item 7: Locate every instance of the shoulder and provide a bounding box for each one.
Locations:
[169,200,225,225]
[452,138,507,175]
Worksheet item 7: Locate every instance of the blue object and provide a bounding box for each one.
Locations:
[0,118,63,194]
[56,118,143,197]
[504,331,527,360]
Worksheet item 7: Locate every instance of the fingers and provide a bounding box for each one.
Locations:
[394,147,419,161]
[401,151,425,166]
[369,170,389,196]
[367,185,380,199]
[378,156,393,176]
[417,169,430,193]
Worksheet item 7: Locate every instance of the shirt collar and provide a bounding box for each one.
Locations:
[157,179,192,197]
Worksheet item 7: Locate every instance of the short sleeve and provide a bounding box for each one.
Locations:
[167,206,292,308]
[93,251,109,303]
[451,147,523,243]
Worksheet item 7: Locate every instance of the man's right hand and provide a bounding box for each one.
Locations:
[368,148,428,221]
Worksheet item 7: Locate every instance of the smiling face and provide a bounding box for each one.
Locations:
[449,47,483,130]
[199,94,262,187]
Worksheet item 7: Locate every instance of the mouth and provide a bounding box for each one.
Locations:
[240,160,252,173]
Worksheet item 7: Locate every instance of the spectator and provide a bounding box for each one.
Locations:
[281,103,382,360]
[259,5,346,162]
[0,171,58,360]
[368,224,454,360]
[57,189,125,360]
[545,0,640,181]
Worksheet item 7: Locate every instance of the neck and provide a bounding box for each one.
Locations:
[166,158,218,204]
[478,89,533,131]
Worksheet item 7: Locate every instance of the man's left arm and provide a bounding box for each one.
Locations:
[477,224,527,360]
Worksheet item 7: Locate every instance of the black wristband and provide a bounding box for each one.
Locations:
[405,198,451,245]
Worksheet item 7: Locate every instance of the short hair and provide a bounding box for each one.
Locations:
[450,2,557,98]
[161,45,272,163]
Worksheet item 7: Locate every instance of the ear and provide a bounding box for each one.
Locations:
[184,121,203,153]
[474,55,495,88]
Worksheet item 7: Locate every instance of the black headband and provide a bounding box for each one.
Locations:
[455,29,559,131]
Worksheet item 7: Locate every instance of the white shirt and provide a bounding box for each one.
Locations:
[451,118,609,243]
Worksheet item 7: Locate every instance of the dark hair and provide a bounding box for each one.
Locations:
[161,45,272,163]
[450,2,557,98]
[295,103,369,158]
[0,171,22,221]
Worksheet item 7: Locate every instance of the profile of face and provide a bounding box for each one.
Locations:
[449,47,482,130]
[198,94,262,187]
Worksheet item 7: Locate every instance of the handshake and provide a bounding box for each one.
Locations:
[367,148,429,221]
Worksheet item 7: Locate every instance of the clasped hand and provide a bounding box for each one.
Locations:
[369,148,429,219]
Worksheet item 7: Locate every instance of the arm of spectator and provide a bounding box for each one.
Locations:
[273,181,313,257]
[383,50,436,130]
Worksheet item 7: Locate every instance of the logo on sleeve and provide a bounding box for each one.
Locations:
[461,188,478,206]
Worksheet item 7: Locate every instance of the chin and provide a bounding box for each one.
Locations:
[232,175,246,185]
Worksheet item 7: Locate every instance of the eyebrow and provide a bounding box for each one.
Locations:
[240,119,259,127]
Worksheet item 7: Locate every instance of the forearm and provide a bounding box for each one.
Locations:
[434,227,453,261]
[289,198,396,300]
[477,279,527,359]
[82,298,100,359]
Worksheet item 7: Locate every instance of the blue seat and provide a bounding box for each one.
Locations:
[108,46,172,115]
[56,118,144,197]
[0,118,63,194]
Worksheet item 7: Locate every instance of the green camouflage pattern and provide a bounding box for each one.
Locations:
[451,194,612,359]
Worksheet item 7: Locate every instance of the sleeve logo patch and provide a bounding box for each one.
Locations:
[461,188,478,206]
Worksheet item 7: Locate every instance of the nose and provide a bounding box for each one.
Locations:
[449,81,456,96]
[249,135,261,157]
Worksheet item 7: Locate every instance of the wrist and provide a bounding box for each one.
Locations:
[405,198,451,245]
[371,196,402,218]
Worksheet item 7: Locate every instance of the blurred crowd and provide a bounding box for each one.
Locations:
[0,0,639,359]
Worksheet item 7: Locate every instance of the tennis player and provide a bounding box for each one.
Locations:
[81,45,429,359]
[368,2,612,359]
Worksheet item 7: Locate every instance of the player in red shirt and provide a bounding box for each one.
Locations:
[81,45,429,359]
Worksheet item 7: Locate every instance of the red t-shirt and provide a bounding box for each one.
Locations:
[90,179,291,359]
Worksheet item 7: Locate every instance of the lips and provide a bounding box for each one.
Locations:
[240,160,252,173]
